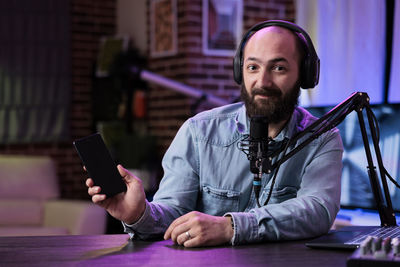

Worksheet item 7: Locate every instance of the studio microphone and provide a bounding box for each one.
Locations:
[249,116,269,174]
[249,116,269,207]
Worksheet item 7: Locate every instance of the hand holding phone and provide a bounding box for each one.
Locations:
[73,133,127,197]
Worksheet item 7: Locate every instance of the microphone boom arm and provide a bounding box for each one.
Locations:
[271,92,396,226]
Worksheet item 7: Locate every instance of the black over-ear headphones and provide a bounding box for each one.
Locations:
[233,20,320,89]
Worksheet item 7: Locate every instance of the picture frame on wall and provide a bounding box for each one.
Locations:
[202,0,243,56]
[150,0,178,58]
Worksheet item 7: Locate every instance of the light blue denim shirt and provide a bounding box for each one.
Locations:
[123,103,343,245]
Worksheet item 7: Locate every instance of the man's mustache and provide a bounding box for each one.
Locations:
[251,87,282,98]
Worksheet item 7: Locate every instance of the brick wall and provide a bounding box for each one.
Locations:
[147,0,295,155]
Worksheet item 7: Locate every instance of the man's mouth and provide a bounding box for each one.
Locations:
[254,94,270,100]
[252,88,281,98]
[253,92,280,101]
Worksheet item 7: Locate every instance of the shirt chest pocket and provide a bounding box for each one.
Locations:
[197,185,240,216]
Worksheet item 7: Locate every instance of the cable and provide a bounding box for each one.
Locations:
[254,156,263,207]
[365,106,400,189]
[263,137,292,206]
[367,106,381,141]
[384,168,400,189]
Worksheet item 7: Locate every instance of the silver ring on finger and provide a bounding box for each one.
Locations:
[185,231,192,239]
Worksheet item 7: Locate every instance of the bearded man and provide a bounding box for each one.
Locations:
[87,20,343,247]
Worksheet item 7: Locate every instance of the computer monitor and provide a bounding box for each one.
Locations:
[306,104,400,212]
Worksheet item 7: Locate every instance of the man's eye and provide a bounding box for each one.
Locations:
[273,65,286,72]
[247,65,258,71]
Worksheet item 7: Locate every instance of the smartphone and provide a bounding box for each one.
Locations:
[73,133,126,197]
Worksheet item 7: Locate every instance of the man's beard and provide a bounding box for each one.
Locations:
[240,84,300,124]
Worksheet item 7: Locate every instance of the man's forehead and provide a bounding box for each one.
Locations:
[243,26,299,61]
[256,25,293,34]
[247,26,297,45]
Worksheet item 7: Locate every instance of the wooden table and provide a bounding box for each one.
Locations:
[0,234,353,266]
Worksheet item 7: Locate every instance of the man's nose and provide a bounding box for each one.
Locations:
[258,71,273,88]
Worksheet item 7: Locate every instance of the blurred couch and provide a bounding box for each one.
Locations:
[0,155,106,236]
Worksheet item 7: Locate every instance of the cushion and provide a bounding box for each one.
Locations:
[0,199,43,225]
[0,155,59,199]
[43,200,107,235]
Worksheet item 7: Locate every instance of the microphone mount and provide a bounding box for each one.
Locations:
[269,92,397,226]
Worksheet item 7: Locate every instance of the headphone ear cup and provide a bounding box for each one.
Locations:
[300,57,312,89]
[300,55,320,89]
[233,50,242,84]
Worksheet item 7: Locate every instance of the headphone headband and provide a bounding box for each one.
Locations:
[233,20,320,89]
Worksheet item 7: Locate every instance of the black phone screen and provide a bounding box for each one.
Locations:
[73,133,126,197]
